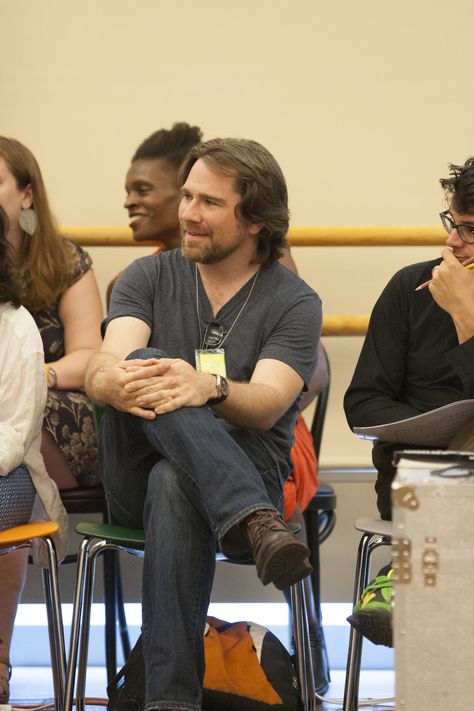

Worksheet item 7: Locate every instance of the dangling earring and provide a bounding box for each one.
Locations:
[19,207,37,236]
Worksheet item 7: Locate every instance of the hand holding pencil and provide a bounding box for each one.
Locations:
[415,249,474,291]
[425,248,474,343]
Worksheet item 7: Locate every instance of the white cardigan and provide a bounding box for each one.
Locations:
[0,302,68,564]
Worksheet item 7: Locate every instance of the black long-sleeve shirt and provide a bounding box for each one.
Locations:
[344,258,474,431]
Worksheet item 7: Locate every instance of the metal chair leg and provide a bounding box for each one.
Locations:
[64,536,95,711]
[342,532,391,711]
[75,540,109,711]
[41,537,66,711]
[103,548,118,683]
[115,555,131,660]
[291,579,316,711]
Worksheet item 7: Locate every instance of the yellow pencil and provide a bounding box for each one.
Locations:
[415,261,474,291]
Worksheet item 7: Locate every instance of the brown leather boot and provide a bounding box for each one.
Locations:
[244,509,313,590]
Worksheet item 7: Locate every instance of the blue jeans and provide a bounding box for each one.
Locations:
[99,348,290,711]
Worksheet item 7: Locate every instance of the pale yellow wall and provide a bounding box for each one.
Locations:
[2,0,474,471]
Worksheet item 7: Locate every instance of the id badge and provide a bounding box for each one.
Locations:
[195,349,227,376]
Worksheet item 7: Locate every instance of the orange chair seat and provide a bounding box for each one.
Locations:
[0,521,59,547]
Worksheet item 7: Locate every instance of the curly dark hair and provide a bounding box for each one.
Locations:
[132,122,203,169]
[179,138,289,264]
[440,157,474,214]
[0,207,21,307]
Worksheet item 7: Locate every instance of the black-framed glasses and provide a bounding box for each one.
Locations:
[202,321,226,349]
[440,210,474,244]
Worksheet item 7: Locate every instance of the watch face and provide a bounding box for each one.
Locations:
[220,377,229,397]
[207,374,229,404]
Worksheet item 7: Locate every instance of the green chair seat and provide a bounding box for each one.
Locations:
[76,521,298,555]
[76,522,145,549]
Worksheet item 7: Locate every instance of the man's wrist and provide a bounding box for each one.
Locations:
[207,374,229,404]
[452,313,474,344]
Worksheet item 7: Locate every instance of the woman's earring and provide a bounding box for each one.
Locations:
[19,207,37,236]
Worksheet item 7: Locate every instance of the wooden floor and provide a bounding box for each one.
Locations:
[10,667,396,710]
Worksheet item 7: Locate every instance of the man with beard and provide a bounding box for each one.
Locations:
[85,137,322,711]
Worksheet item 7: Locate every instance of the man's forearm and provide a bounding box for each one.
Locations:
[85,351,120,405]
[212,379,291,431]
[344,387,421,429]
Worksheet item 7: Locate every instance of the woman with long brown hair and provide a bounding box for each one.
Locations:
[0,136,103,485]
[0,137,102,699]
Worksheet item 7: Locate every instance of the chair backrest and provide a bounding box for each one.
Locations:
[310,343,330,460]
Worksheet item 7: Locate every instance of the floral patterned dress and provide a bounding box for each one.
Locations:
[31,241,99,487]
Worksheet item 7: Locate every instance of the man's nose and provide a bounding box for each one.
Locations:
[180,199,201,222]
[445,226,464,248]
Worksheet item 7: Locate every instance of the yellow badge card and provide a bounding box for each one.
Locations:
[195,349,227,376]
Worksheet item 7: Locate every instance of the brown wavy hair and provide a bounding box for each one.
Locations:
[0,137,72,311]
[0,206,21,307]
[179,138,289,264]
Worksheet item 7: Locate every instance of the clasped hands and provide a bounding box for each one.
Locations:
[108,357,215,419]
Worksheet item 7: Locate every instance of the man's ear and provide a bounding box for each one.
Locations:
[22,184,33,209]
[249,222,264,236]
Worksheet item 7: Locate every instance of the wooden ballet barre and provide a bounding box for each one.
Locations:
[322,314,369,336]
[288,226,445,246]
[57,228,390,336]
[60,225,446,247]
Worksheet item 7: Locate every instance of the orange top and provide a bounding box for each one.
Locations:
[284,413,318,521]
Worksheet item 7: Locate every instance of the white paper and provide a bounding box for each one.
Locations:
[353,400,474,447]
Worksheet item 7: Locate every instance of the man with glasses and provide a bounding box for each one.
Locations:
[344,157,474,647]
[85,137,322,711]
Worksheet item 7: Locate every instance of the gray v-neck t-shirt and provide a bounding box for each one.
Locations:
[107,249,322,466]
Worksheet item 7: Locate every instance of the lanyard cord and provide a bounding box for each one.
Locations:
[196,264,260,349]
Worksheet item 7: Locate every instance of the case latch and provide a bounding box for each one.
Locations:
[422,536,438,586]
[392,537,411,583]
[392,484,419,510]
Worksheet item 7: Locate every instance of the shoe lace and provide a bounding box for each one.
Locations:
[245,509,285,547]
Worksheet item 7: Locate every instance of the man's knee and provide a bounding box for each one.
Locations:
[145,460,204,526]
[147,460,180,499]
[126,346,169,361]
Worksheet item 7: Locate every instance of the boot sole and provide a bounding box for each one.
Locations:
[257,538,313,589]
[346,609,393,647]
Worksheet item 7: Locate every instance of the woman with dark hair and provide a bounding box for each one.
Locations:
[0,136,102,699]
[0,206,68,703]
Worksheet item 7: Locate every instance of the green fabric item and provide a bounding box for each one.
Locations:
[353,569,393,614]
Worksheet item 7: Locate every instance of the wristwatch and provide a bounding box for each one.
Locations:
[207,374,229,404]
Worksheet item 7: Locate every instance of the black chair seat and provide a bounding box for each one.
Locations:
[60,484,107,514]
[306,484,336,512]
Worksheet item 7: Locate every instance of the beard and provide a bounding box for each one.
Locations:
[180,227,249,264]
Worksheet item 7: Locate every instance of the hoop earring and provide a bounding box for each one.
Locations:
[19,208,37,236]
